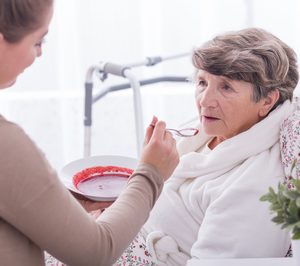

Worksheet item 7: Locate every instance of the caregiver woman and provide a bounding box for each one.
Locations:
[0,0,179,265]
[142,28,299,265]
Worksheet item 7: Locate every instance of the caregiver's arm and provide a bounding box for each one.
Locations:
[0,118,178,266]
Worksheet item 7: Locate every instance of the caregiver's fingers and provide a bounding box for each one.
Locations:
[144,116,158,145]
[140,120,179,181]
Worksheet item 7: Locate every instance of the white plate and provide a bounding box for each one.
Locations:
[60,155,138,201]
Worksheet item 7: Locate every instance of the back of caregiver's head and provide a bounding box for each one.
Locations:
[192,27,299,111]
[0,0,53,43]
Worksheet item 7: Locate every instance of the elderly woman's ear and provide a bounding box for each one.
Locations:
[258,89,280,117]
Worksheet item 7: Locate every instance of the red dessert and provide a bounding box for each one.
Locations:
[73,165,134,188]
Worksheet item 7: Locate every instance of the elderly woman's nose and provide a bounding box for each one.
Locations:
[198,87,217,107]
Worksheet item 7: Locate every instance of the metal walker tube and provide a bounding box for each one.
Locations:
[83,52,190,158]
[84,63,144,157]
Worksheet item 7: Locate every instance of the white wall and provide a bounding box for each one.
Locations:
[1,0,300,171]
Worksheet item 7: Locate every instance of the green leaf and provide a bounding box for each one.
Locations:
[260,194,271,202]
[295,221,300,228]
[296,198,300,208]
[292,231,300,240]
[272,216,284,224]
[261,182,300,228]
[288,201,300,220]
[283,190,300,200]
[294,180,300,192]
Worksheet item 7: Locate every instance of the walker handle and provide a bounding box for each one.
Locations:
[101,62,129,77]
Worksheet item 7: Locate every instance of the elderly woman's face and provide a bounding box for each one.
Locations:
[195,70,266,140]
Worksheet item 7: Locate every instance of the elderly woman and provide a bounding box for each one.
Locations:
[133,28,299,266]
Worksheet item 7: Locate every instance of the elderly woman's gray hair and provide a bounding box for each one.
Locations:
[192,28,299,110]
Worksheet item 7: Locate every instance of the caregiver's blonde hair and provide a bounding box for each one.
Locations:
[193,28,299,111]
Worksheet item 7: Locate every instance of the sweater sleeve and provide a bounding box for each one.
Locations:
[0,119,163,266]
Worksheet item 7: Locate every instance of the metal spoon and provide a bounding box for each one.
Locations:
[166,128,199,137]
[150,124,199,137]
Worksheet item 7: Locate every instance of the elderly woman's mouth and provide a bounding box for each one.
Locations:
[202,115,219,121]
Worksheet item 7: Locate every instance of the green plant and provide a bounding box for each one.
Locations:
[260,162,300,240]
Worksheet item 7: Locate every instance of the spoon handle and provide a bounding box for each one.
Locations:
[166,128,199,137]
[149,124,198,137]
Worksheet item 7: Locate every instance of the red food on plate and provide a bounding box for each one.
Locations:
[73,165,134,188]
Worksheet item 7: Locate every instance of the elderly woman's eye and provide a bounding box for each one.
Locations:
[197,80,206,87]
[222,84,232,91]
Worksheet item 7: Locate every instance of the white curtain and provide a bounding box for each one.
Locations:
[0,0,299,171]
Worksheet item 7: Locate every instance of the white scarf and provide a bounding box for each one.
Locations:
[175,100,291,179]
[145,100,294,266]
